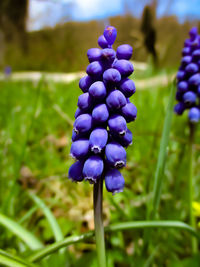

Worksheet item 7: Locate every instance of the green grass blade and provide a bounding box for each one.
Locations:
[29,220,199,263]
[0,249,37,267]
[0,213,43,250]
[28,192,64,242]
[149,81,176,219]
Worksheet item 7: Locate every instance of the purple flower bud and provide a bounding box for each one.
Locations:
[86,61,103,77]
[83,155,104,183]
[70,139,89,160]
[106,90,126,110]
[188,73,200,86]
[75,107,83,119]
[87,48,102,63]
[192,49,200,61]
[101,48,116,65]
[74,114,93,134]
[182,47,191,56]
[103,26,117,45]
[92,103,109,123]
[98,35,108,49]
[183,91,196,105]
[108,115,127,136]
[103,68,121,84]
[174,102,185,115]
[121,103,137,122]
[68,161,84,182]
[89,81,107,100]
[113,59,134,77]
[89,128,108,153]
[177,81,188,93]
[118,78,136,97]
[72,129,88,141]
[189,27,198,40]
[188,107,200,123]
[185,63,199,74]
[116,129,133,147]
[116,44,133,60]
[105,142,126,168]
[181,56,192,66]
[105,169,125,194]
[177,70,186,81]
[79,75,93,93]
[78,93,93,111]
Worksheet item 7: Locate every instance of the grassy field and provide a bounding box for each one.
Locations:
[0,75,200,266]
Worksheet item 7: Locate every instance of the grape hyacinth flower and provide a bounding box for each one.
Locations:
[68,25,137,195]
[174,27,200,123]
[68,25,137,267]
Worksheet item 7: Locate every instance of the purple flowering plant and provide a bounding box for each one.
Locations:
[174,27,200,123]
[174,27,200,253]
[68,26,136,265]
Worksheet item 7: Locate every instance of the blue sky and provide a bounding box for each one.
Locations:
[28,0,200,31]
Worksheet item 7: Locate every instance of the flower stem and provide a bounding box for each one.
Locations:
[188,122,198,254]
[93,179,106,267]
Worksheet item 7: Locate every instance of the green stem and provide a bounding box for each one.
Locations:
[93,179,106,267]
[188,122,198,253]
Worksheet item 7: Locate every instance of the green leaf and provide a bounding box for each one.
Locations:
[0,213,43,250]
[148,81,176,219]
[29,220,199,263]
[28,192,63,242]
[0,249,36,267]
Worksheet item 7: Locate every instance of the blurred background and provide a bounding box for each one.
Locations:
[0,1,200,266]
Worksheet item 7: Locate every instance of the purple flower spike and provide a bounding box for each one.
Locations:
[103,68,121,84]
[121,103,137,122]
[98,35,108,49]
[113,59,134,77]
[174,27,200,125]
[87,48,102,63]
[103,26,117,45]
[105,169,125,194]
[86,61,103,77]
[105,142,126,168]
[79,75,93,93]
[92,103,109,123]
[188,107,200,123]
[74,114,93,134]
[108,114,127,136]
[106,90,126,110]
[89,81,107,100]
[116,44,133,60]
[89,128,108,153]
[68,161,84,182]
[83,155,104,183]
[69,26,137,193]
[70,139,89,160]
[78,93,93,112]
[183,91,196,105]
[119,78,136,97]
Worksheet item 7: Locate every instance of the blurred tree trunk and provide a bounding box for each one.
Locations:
[0,0,28,49]
[141,4,157,67]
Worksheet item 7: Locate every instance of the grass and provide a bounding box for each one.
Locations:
[0,76,200,266]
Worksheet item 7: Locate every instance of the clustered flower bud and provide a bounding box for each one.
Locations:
[68,26,137,194]
[174,27,200,123]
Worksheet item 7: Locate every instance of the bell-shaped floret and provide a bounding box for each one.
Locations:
[83,155,104,183]
[89,128,108,153]
[105,169,125,194]
[105,141,126,168]
[106,90,126,110]
[74,114,93,134]
[68,161,84,182]
[70,139,89,160]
